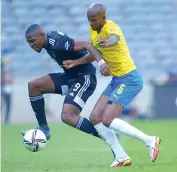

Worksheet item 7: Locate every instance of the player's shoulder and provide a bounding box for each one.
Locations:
[46,31,69,48]
[47,31,67,40]
[106,20,119,28]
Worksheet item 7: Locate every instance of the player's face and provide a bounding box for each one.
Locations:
[87,13,104,31]
[26,33,45,53]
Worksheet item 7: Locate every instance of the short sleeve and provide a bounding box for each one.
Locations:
[54,36,75,51]
[105,22,120,37]
[48,31,75,51]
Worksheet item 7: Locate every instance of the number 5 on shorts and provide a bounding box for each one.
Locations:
[117,84,125,94]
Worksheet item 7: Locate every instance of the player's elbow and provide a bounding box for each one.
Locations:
[80,41,93,50]
[83,42,92,49]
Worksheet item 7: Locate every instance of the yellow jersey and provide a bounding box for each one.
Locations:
[89,20,136,77]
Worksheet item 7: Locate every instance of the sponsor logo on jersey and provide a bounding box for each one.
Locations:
[114,94,118,100]
[93,43,101,49]
[110,28,115,32]
[65,41,70,50]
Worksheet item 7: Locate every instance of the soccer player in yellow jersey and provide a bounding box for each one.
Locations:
[63,3,160,167]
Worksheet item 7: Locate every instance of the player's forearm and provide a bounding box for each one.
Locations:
[106,39,117,46]
[83,43,102,62]
[105,35,119,47]
[77,54,95,65]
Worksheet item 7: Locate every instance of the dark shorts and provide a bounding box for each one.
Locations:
[48,73,97,110]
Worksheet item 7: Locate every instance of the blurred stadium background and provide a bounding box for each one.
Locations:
[1,0,177,124]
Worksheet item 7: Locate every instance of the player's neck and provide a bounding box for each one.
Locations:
[43,39,48,48]
[97,20,106,33]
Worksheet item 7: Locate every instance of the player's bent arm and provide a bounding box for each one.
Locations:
[74,40,103,62]
[63,53,95,68]
[104,34,119,47]
[62,53,95,69]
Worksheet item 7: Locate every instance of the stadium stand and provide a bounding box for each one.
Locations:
[1,0,177,76]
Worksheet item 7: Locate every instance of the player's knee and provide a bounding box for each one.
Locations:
[61,110,73,124]
[102,116,113,127]
[28,80,42,93]
[89,110,102,125]
[28,80,37,92]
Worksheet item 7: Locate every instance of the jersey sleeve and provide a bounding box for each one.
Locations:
[105,22,120,37]
[49,31,75,51]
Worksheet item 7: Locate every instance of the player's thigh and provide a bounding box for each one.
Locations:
[89,80,114,124]
[89,94,109,124]
[64,74,97,111]
[28,75,56,94]
[48,73,69,94]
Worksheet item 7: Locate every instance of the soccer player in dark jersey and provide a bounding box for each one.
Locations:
[21,24,129,164]
[22,24,101,138]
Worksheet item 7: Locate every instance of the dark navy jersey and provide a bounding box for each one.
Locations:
[45,31,96,76]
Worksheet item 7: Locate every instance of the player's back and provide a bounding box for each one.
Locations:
[45,31,96,76]
[90,20,136,77]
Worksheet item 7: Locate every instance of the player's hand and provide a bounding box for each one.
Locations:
[97,37,106,44]
[100,63,110,76]
[63,60,78,69]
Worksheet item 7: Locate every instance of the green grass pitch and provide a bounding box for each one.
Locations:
[1,120,177,172]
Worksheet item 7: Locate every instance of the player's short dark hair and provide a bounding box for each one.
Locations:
[25,24,41,35]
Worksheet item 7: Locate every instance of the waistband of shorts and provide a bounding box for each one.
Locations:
[65,72,96,78]
[112,69,141,80]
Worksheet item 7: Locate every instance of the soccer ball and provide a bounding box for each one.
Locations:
[23,129,47,152]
